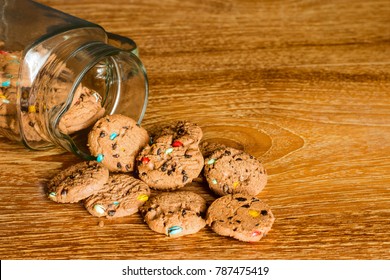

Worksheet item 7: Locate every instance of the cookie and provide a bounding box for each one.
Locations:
[88,114,149,172]
[140,191,207,237]
[206,194,275,242]
[58,85,105,134]
[136,122,204,190]
[84,174,150,218]
[204,147,267,196]
[47,161,109,203]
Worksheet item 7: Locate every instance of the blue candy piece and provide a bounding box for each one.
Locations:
[168,226,183,236]
[96,154,104,162]
[109,132,118,140]
[1,80,11,87]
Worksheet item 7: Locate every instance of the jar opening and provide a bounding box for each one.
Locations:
[54,47,148,159]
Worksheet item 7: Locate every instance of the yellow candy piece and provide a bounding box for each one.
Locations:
[248,209,260,218]
[137,194,149,202]
[232,181,240,188]
[28,105,36,113]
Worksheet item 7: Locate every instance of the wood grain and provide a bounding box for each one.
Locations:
[0,0,389,259]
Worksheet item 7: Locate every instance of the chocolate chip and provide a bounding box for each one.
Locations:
[156,148,161,155]
[108,210,116,216]
[227,216,233,220]
[28,121,34,127]
[261,210,268,216]
[125,165,131,172]
[182,175,188,182]
[113,154,119,158]
[235,158,242,161]
[236,220,241,223]
[141,172,147,176]
[99,131,106,138]
[167,170,173,175]
[182,209,187,217]
[112,143,117,150]
[185,154,192,158]
[61,189,67,196]
[117,162,122,169]
[123,126,129,130]
[177,128,185,135]
[223,150,231,156]
[181,170,187,175]
[235,197,247,202]
[241,204,250,208]
[161,164,167,172]
[251,198,260,202]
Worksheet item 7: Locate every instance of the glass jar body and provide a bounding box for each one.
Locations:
[0,0,148,159]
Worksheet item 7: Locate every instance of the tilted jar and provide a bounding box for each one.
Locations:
[0,0,148,159]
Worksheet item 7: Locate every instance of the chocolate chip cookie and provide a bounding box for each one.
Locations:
[140,191,207,237]
[58,85,105,134]
[204,147,267,196]
[88,114,149,172]
[136,121,204,190]
[206,194,275,242]
[84,174,150,219]
[47,161,109,203]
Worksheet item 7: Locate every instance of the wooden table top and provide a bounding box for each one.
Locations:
[1,0,389,260]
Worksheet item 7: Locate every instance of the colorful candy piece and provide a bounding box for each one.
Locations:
[48,192,56,198]
[211,179,218,185]
[93,204,106,215]
[28,105,36,113]
[207,158,216,165]
[141,157,150,164]
[252,230,262,237]
[112,201,120,206]
[172,140,183,147]
[168,225,183,236]
[96,154,104,162]
[248,209,260,218]
[1,80,10,87]
[137,194,149,202]
[109,132,118,140]
[165,147,174,154]
[233,181,240,188]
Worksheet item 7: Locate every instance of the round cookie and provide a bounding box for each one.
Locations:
[206,194,275,242]
[84,174,150,219]
[204,147,267,196]
[88,114,149,172]
[58,86,105,134]
[136,142,204,190]
[140,191,207,237]
[47,161,109,203]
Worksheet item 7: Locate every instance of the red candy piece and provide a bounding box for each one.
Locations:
[251,230,262,237]
[172,140,183,147]
[141,157,150,164]
[0,50,9,55]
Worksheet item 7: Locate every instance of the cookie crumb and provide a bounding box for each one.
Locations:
[98,220,105,227]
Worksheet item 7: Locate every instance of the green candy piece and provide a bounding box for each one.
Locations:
[207,158,216,165]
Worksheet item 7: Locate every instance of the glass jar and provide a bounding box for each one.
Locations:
[0,0,148,159]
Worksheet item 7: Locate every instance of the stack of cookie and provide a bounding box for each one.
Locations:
[0,45,105,142]
[46,114,275,242]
